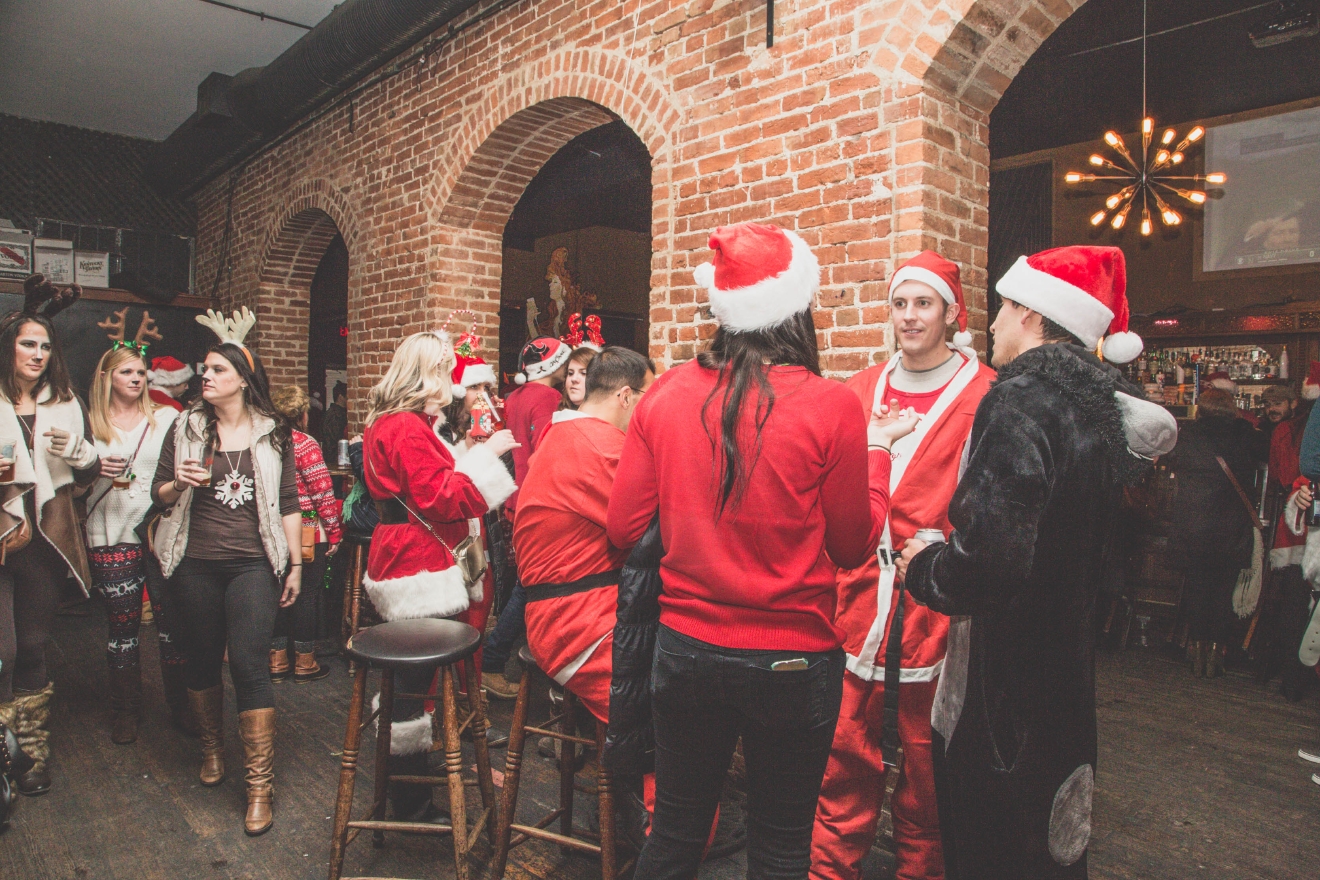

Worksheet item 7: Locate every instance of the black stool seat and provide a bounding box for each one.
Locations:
[517,643,538,668]
[346,619,480,667]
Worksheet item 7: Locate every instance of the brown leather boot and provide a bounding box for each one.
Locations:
[269,648,291,682]
[108,664,142,745]
[293,651,329,683]
[239,708,275,836]
[188,686,225,786]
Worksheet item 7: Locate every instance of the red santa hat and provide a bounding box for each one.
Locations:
[692,222,819,332]
[449,327,497,397]
[888,250,972,350]
[1206,371,1236,392]
[514,336,572,385]
[1303,362,1320,401]
[995,245,1143,364]
[148,355,194,388]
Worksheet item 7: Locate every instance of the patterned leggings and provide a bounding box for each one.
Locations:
[88,543,185,670]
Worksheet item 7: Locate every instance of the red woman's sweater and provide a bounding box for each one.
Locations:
[606,361,892,652]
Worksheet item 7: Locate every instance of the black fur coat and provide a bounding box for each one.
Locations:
[906,343,1155,880]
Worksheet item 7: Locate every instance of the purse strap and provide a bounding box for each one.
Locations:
[367,456,473,556]
[86,419,152,519]
[1215,455,1266,531]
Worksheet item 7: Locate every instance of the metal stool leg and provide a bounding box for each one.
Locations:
[371,669,394,848]
[595,719,616,880]
[328,663,369,880]
[492,666,532,878]
[559,689,577,840]
[441,665,471,880]
[465,659,498,844]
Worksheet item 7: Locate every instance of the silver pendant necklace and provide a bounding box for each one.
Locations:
[215,446,254,509]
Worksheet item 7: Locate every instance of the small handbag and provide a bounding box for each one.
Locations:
[369,459,488,587]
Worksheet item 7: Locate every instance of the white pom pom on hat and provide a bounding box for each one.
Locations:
[995,245,1143,364]
[691,223,820,332]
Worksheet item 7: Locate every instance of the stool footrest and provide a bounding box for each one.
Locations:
[510,823,602,854]
[524,724,596,747]
[348,819,454,835]
[385,774,482,788]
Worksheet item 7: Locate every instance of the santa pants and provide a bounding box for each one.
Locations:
[811,672,943,880]
[554,632,657,820]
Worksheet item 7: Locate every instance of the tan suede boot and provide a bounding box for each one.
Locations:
[239,708,276,836]
[269,649,291,682]
[13,683,54,795]
[293,651,329,683]
[188,686,226,786]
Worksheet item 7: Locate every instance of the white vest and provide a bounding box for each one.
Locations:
[154,409,290,577]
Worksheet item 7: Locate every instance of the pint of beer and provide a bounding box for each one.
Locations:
[108,456,131,490]
[197,454,214,488]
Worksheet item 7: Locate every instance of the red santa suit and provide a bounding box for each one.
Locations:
[512,410,657,816]
[812,348,994,880]
[363,410,515,753]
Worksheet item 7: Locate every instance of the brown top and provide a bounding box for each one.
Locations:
[153,422,298,560]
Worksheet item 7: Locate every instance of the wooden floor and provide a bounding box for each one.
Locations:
[2,606,1318,879]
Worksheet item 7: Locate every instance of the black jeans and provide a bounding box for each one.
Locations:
[481,579,525,673]
[173,556,281,712]
[637,624,845,880]
[1183,561,1240,642]
[0,534,68,701]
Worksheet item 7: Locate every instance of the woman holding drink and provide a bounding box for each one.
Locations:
[0,276,100,797]
[84,343,183,745]
[151,308,302,836]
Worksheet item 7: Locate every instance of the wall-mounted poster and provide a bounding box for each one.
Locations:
[1203,104,1320,273]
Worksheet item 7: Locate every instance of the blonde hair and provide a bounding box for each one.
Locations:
[366,332,454,426]
[271,384,310,426]
[89,347,158,444]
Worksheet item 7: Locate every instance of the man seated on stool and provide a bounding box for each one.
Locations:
[512,346,655,827]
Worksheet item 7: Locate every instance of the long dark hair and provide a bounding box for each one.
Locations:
[0,312,74,404]
[697,309,820,515]
[185,343,290,456]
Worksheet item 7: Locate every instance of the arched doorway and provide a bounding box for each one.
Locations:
[307,234,348,440]
[498,120,652,381]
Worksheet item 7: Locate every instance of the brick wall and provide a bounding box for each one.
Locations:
[193,0,1087,413]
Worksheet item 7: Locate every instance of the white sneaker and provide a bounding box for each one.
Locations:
[1312,773,1320,786]
[1299,747,1320,764]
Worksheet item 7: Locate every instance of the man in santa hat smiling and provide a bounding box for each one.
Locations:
[897,246,1177,879]
[812,251,995,880]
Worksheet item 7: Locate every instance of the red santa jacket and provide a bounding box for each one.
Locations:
[362,411,515,621]
[513,412,627,683]
[1270,415,1307,569]
[836,352,995,682]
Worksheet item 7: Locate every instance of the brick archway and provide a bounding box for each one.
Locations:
[889,0,1088,350]
[249,180,360,388]
[426,48,680,356]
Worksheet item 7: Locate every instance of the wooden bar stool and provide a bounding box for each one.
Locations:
[492,644,620,880]
[340,533,370,675]
[328,619,498,880]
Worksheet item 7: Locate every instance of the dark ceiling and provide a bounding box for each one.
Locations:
[502,120,652,251]
[992,0,1320,158]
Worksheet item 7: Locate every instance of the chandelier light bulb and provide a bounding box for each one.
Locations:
[1140,216,1152,236]
[1104,131,1122,148]
[1154,149,1170,166]
[1066,172,1082,183]
[1161,128,1176,145]
[1091,210,1109,226]
[1106,193,1123,209]
[1162,209,1182,226]
[1170,151,1184,164]
[1187,126,1204,142]
[1186,190,1207,204]
[1089,154,1105,166]
[1112,210,1128,230]
[1205,172,1226,184]
[1142,117,1153,134]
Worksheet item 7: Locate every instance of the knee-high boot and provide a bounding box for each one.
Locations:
[12,683,54,795]
[238,708,275,836]
[108,663,142,745]
[188,686,225,785]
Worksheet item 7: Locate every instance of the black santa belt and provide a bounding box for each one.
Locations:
[375,498,412,525]
[524,569,622,602]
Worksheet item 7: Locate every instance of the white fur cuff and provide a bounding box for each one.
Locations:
[372,694,435,756]
[455,443,516,510]
[364,565,470,621]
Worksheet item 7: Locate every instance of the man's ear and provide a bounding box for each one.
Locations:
[945,301,961,328]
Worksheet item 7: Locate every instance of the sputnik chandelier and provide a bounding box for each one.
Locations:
[1064,0,1227,236]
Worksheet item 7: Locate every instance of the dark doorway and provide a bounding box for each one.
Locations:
[499,119,652,383]
[307,234,348,437]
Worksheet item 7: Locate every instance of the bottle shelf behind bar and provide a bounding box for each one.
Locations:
[1128,343,1287,413]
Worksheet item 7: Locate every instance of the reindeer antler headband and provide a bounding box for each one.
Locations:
[196,307,257,370]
